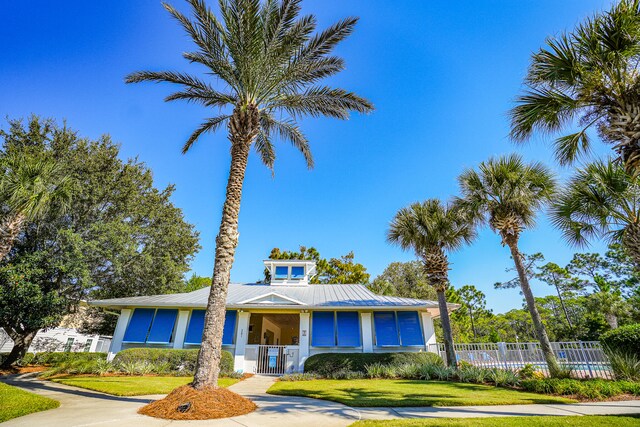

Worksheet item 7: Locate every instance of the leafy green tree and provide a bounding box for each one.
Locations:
[126,0,372,389]
[0,153,71,260]
[387,199,476,367]
[0,117,200,367]
[184,274,212,292]
[458,285,488,341]
[551,161,640,268]
[369,261,436,300]
[458,154,561,376]
[509,0,640,175]
[265,246,370,284]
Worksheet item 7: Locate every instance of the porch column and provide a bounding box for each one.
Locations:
[107,308,131,361]
[298,311,310,372]
[421,312,437,352]
[360,312,373,353]
[173,310,190,349]
[234,311,251,372]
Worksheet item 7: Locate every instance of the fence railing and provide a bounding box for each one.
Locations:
[428,341,613,379]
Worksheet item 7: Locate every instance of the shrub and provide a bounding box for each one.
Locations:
[487,368,520,387]
[607,348,640,381]
[22,352,107,366]
[601,324,640,358]
[280,372,319,381]
[518,364,537,380]
[520,378,640,400]
[304,352,443,374]
[112,348,234,376]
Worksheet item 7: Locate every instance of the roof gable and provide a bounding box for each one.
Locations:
[238,292,306,306]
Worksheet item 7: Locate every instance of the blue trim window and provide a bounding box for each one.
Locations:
[184,310,237,345]
[274,266,289,280]
[146,309,178,344]
[336,311,361,347]
[397,311,424,346]
[123,308,155,343]
[291,266,305,279]
[373,311,424,347]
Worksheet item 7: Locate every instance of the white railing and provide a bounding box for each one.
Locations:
[256,345,288,375]
[429,341,613,379]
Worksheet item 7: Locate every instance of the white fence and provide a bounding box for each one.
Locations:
[429,341,613,379]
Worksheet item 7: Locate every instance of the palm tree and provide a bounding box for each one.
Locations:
[126,0,372,389]
[551,160,640,268]
[387,199,476,367]
[509,0,640,175]
[0,153,70,260]
[457,154,562,377]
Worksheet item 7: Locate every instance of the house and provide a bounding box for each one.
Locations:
[1,327,112,354]
[89,259,455,374]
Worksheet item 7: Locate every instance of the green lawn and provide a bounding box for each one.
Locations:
[0,382,60,423]
[351,415,640,427]
[267,379,576,407]
[51,375,240,396]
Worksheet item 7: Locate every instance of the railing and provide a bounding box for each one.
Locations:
[256,345,288,375]
[428,341,613,379]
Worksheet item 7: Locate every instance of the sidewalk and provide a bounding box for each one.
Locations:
[1,374,639,426]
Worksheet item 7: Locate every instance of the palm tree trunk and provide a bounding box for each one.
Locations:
[436,287,457,367]
[0,328,37,369]
[0,212,26,261]
[506,239,561,377]
[604,312,619,329]
[192,104,259,390]
[623,223,640,269]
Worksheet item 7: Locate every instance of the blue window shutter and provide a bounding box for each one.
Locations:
[123,308,155,343]
[397,311,424,346]
[222,311,237,345]
[146,309,178,343]
[336,311,360,347]
[311,311,335,346]
[184,310,205,344]
[373,311,400,346]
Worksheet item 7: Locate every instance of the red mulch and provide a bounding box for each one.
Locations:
[138,385,257,420]
[0,366,47,376]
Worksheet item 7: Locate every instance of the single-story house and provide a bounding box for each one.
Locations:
[90,259,455,374]
[1,327,111,354]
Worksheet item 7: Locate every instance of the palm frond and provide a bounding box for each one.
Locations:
[182,115,231,153]
[275,86,373,119]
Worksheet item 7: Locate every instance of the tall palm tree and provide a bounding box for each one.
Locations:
[0,153,70,260]
[509,0,640,175]
[457,154,562,377]
[126,0,372,389]
[551,160,640,268]
[387,199,476,367]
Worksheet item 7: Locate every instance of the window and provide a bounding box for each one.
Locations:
[312,311,361,347]
[274,266,289,280]
[373,311,424,347]
[147,309,178,344]
[336,312,361,347]
[373,312,400,346]
[84,339,93,352]
[123,308,177,344]
[64,338,74,352]
[291,266,305,279]
[397,311,424,346]
[184,310,237,345]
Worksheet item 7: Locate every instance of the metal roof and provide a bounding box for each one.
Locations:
[89,283,453,313]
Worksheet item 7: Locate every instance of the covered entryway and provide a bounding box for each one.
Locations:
[244,313,300,374]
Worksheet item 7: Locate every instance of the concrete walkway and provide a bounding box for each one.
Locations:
[2,374,640,426]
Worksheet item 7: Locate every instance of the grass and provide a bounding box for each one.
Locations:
[350,415,640,426]
[0,382,60,423]
[267,379,576,407]
[51,375,240,396]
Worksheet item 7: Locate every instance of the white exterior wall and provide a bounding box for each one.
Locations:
[0,327,111,355]
[107,308,131,360]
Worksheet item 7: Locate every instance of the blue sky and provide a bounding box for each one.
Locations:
[2,0,614,313]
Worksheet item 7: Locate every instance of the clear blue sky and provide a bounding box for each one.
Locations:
[2,0,613,313]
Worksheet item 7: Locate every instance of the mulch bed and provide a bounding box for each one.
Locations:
[0,366,47,376]
[138,385,257,420]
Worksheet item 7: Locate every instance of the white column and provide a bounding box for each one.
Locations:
[360,312,374,353]
[89,335,100,352]
[234,311,251,372]
[107,308,131,361]
[298,312,310,372]
[173,310,190,349]
[421,312,437,352]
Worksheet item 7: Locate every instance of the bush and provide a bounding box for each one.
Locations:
[112,348,234,376]
[22,352,106,366]
[304,352,443,375]
[520,378,640,400]
[601,324,640,358]
[607,349,640,381]
[280,372,319,381]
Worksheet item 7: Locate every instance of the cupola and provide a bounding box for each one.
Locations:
[263,259,316,286]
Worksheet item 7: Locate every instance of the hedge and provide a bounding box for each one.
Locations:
[520,378,640,400]
[304,352,443,374]
[600,324,640,358]
[22,352,107,366]
[112,348,234,374]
